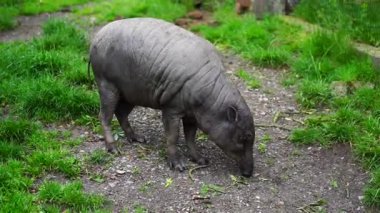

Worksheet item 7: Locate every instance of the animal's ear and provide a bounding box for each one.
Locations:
[227,106,239,122]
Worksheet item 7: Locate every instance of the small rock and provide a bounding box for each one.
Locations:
[187,10,203,20]
[116,169,126,175]
[60,7,72,13]
[358,195,364,201]
[330,81,347,96]
[175,18,190,27]
[108,182,117,188]
[352,81,374,90]
[90,16,97,25]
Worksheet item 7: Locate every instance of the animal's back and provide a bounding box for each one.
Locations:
[90,18,224,108]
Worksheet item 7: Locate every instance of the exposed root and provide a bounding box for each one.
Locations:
[188,165,209,182]
[256,124,292,131]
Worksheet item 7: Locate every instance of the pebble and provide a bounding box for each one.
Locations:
[116,169,126,175]
[108,182,118,188]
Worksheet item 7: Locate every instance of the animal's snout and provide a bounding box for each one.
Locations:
[240,167,253,178]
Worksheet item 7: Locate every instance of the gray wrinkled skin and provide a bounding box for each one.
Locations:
[89,18,255,177]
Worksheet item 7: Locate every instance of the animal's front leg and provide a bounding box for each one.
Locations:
[162,111,186,172]
[182,116,209,165]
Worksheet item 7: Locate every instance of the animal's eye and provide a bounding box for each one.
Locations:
[246,132,253,140]
[238,135,246,142]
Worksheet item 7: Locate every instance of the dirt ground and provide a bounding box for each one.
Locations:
[0,11,371,213]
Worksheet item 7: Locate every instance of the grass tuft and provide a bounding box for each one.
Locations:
[37,18,88,52]
[0,119,38,143]
[75,0,189,24]
[0,19,98,122]
[235,69,261,89]
[38,181,105,211]
[296,79,332,108]
[87,149,114,165]
[0,6,18,31]
[192,2,300,68]
[294,0,380,46]
[0,0,94,31]
[0,141,24,161]
[365,168,380,206]
[11,77,98,121]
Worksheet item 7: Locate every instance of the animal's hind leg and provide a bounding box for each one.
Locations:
[98,80,120,154]
[115,100,146,143]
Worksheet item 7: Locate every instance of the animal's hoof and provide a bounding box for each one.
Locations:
[106,143,121,155]
[168,155,187,172]
[190,156,209,165]
[196,157,209,165]
[128,134,146,143]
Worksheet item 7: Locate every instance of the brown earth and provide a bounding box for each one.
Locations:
[0,10,372,213]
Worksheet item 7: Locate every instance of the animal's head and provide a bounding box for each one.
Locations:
[208,103,255,177]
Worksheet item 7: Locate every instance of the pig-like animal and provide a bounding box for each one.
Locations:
[89,18,255,177]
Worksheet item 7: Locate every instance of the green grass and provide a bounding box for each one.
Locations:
[194,0,380,207]
[258,133,271,154]
[133,204,148,213]
[0,18,108,211]
[235,69,261,89]
[75,0,190,24]
[0,6,18,31]
[0,0,94,31]
[200,183,225,197]
[0,119,106,212]
[296,79,332,108]
[294,0,380,47]
[0,18,98,122]
[38,181,105,211]
[192,2,304,68]
[87,149,114,165]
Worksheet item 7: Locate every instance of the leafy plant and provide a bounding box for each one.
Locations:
[235,69,261,89]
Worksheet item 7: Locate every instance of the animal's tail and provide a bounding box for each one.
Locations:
[87,59,92,86]
[87,59,91,81]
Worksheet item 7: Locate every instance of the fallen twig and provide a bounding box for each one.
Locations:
[256,124,292,131]
[192,194,211,200]
[292,118,305,125]
[188,165,209,181]
[296,199,327,213]
[192,194,212,204]
[273,111,282,123]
